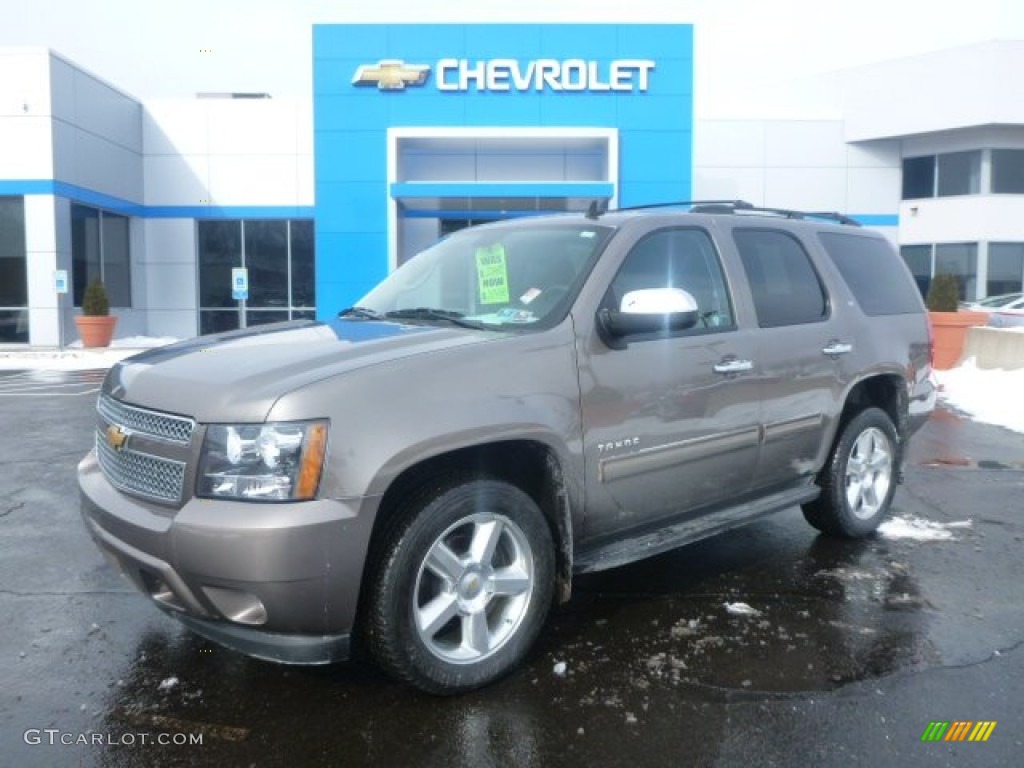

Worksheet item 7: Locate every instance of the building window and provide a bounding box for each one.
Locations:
[901,156,935,199]
[937,151,981,196]
[991,150,1024,194]
[902,243,980,301]
[0,196,29,343]
[988,243,1024,296]
[900,245,932,297]
[901,151,981,199]
[71,204,132,307]
[197,219,316,335]
[935,243,979,301]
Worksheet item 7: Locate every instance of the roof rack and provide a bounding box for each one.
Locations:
[584,199,861,227]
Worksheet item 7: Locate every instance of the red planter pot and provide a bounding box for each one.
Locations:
[928,311,987,370]
[74,316,118,348]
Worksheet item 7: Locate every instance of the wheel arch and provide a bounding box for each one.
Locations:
[358,440,575,625]
[831,372,908,477]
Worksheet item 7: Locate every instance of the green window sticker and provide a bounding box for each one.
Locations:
[475,243,510,304]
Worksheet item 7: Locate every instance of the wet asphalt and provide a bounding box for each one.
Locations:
[0,368,1022,767]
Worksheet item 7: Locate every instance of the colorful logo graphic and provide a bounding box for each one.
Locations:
[920,721,997,742]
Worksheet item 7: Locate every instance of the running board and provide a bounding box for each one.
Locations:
[573,485,820,574]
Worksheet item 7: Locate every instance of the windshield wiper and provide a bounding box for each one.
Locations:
[338,306,383,320]
[383,308,485,330]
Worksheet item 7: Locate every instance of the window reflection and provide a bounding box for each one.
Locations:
[198,219,315,333]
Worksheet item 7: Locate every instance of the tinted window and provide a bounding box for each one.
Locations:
[608,228,734,333]
[733,229,827,327]
[937,151,981,196]
[902,156,935,199]
[991,149,1024,193]
[0,196,26,307]
[987,243,1024,296]
[245,220,289,309]
[935,242,978,301]
[819,233,924,316]
[71,205,132,307]
[900,245,932,297]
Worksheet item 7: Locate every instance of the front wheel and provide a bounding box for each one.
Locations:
[365,478,555,694]
[803,407,899,538]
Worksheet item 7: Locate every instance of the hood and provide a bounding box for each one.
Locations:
[104,319,498,423]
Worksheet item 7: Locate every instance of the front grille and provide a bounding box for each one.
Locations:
[97,394,194,445]
[95,395,195,504]
[95,431,186,504]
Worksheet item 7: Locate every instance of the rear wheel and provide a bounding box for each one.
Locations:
[365,478,554,694]
[803,407,898,538]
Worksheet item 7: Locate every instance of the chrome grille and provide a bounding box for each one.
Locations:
[95,431,186,504]
[97,394,194,445]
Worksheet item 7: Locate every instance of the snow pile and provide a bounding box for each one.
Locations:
[877,515,972,542]
[935,359,1024,434]
[0,337,177,371]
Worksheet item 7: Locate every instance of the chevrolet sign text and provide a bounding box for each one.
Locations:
[435,59,655,92]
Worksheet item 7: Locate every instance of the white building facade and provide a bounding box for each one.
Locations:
[1,34,1022,346]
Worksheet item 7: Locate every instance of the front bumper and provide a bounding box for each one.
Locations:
[79,449,377,664]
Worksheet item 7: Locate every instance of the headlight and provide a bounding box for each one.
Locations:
[197,420,328,501]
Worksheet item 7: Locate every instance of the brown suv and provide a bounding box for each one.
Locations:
[79,201,936,694]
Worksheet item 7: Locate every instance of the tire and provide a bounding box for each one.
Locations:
[802,407,899,538]
[364,477,555,695]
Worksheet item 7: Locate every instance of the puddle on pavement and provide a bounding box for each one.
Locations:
[548,536,939,695]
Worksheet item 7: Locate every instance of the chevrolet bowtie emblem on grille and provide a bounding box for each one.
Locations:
[106,424,130,452]
[351,60,430,91]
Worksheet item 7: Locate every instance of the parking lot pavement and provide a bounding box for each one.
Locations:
[0,369,106,397]
[2,373,1022,767]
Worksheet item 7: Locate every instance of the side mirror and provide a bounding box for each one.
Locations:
[598,288,700,347]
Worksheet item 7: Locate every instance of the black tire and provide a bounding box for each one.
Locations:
[364,477,555,695]
[802,407,899,538]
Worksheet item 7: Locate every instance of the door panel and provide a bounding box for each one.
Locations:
[729,227,844,490]
[579,331,761,538]
[576,227,761,539]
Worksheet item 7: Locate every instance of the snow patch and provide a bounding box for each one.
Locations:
[157,676,179,692]
[552,661,567,677]
[724,602,761,617]
[0,336,178,371]
[877,515,971,542]
[935,359,1024,434]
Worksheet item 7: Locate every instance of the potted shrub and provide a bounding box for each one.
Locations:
[926,273,986,369]
[74,278,118,348]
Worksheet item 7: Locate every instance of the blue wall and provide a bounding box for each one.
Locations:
[312,23,694,317]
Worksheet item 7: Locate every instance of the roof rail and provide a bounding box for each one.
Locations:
[616,200,756,214]
[583,199,861,226]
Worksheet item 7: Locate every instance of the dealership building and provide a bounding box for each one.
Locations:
[2,23,1024,346]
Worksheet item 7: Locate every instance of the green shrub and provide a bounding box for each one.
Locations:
[925,273,960,312]
[82,278,110,316]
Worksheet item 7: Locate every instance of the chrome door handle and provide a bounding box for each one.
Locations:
[713,359,754,374]
[822,341,853,357]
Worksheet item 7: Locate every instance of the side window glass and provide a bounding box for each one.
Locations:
[732,229,828,327]
[608,228,735,333]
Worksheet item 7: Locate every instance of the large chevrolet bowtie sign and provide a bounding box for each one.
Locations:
[352,59,656,92]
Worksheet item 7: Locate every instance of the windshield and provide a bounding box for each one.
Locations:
[355,221,614,331]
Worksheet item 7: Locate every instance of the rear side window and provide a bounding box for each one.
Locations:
[732,229,828,327]
[818,233,925,316]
